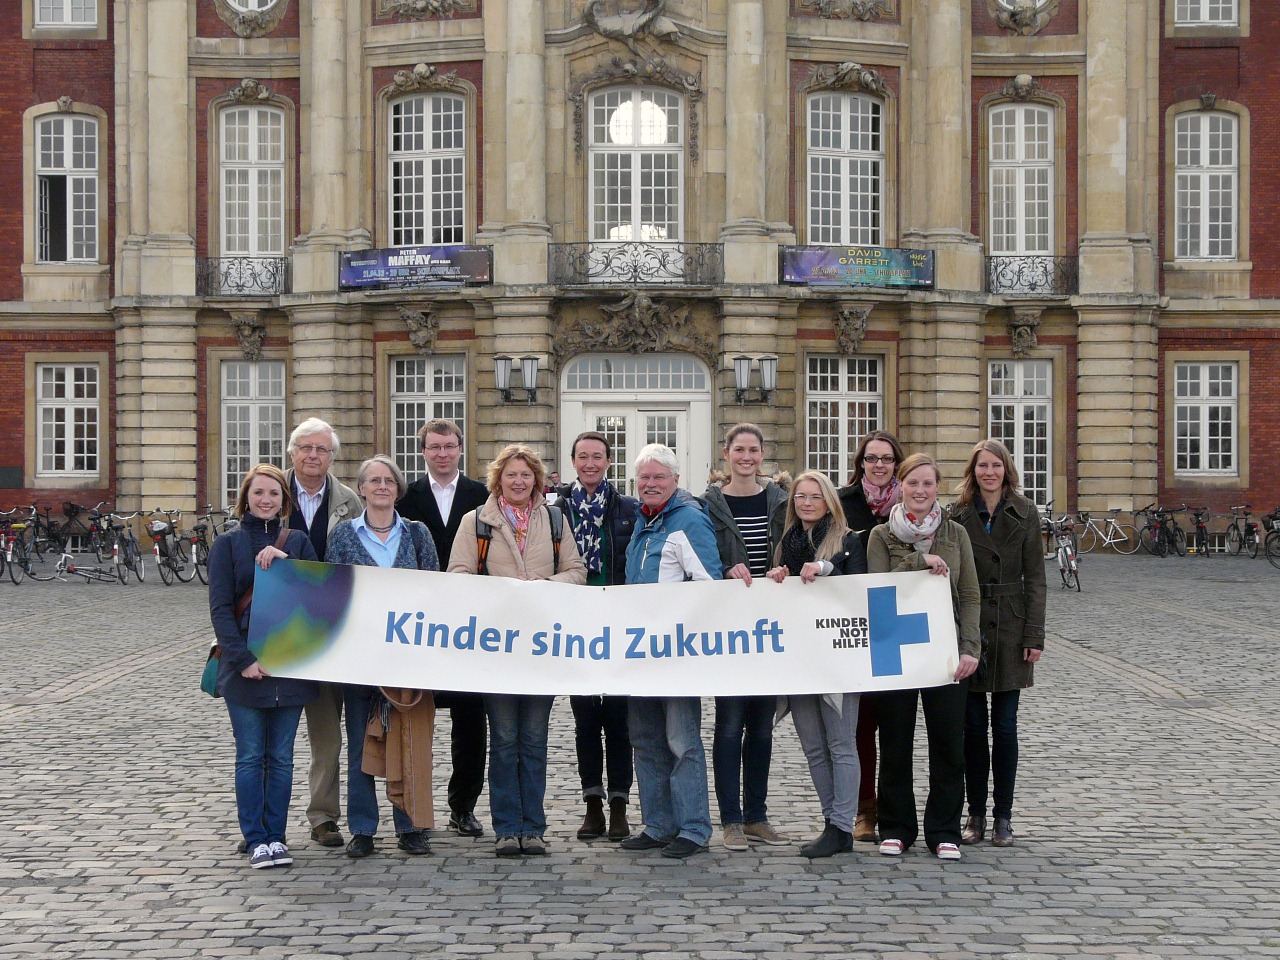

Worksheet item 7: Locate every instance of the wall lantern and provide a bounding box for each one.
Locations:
[734,354,778,405]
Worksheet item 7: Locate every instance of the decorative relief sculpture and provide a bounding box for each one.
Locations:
[381,0,475,19]
[1009,308,1042,358]
[569,54,703,164]
[228,78,273,105]
[229,312,267,361]
[584,0,679,57]
[811,62,889,98]
[802,0,889,20]
[986,0,1060,37]
[553,292,716,369]
[832,303,873,355]
[212,0,291,39]
[1199,92,1218,111]
[392,63,462,94]
[56,96,74,113]
[398,304,440,355]
[999,74,1043,103]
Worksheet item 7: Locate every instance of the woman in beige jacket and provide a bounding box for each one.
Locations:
[448,444,586,856]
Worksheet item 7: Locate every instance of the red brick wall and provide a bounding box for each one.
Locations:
[972,0,1078,36]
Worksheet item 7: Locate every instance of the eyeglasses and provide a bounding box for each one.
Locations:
[363,476,398,487]
[793,494,825,504]
[424,443,460,453]
[862,454,897,465]
[296,444,332,456]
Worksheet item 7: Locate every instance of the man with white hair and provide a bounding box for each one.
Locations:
[285,417,362,851]
[619,443,720,859]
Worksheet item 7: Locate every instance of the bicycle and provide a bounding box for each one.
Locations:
[147,509,198,584]
[104,510,146,583]
[1261,509,1280,571]
[1043,511,1080,591]
[40,551,127,585]
[1137,504,1187,558]
[188,505,235,586]
[1188,507,1212,557]
[1,512,31,584]
[60,500,112,560]
[1224,505,1260,558]
[1074,509,1140,555]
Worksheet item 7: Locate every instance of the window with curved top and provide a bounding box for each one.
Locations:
[807,92,883,246]
[1175,0,1237,24]
[589,88,683,242]
[389,94,465,247]
[227,0,277,10]
[221,105,285,258]
[989,103,1053,256]
[1174,111,1237,260]
[36,114,98,263]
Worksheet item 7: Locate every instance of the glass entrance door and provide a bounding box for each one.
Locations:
[583,405,691,497]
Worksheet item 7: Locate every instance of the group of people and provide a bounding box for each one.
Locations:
[208,416,1046,869]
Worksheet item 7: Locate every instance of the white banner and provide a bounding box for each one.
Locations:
[248,561,960,698]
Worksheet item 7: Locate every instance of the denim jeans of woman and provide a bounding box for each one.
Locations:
[790,692,861,833]
[964,689,1020,821]
[712,695,775,825]
[570,694,633,801]
[344,685,415,837]
[225,700,304,848]
[484,693,554,839]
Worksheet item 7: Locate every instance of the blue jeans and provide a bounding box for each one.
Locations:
[484,694,554,839]
[627,697,712,846]
[712,695,775,825]
[965,689,1021,821]
[225,700,304,848]
[344,686,415,837]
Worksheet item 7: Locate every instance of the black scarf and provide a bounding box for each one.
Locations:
[778,516,831,576]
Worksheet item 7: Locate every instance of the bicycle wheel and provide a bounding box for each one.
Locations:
[1227,525,1243,555]
[28,552,60,582]
[116,548,130,584]
[1077,524,1098,554]
[1068,547,1081,592]
[173,538,197,583]
[194,538,209,585]
[1111,523,1140,555]
[1195,527,1210,557]
[7,541,25,585]
[1139,523,1159,555]
[157,542,175,585]
[89,528,105,563]
[1266,532,1280,571]
[1172,526,1188,557]
[128,537,146,582]
[1247,530,1259,559]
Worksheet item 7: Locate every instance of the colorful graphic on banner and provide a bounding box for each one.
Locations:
[249,561,960,697]
[338,245,493,289]
[780,245,934,288]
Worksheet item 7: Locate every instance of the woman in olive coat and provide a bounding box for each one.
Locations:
[949,439,1046,848]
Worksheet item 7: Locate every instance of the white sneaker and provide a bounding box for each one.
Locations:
[248,843,274,869]
[878,838,904,857]
[936,842,962,861]
[268,841,293,866]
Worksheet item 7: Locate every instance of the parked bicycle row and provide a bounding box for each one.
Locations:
[0,502,238,585]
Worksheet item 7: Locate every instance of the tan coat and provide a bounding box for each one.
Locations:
[447,493,588,584]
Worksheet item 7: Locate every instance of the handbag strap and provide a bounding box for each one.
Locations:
[234,527,292,620]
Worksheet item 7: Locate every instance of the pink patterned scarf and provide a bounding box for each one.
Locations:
[862,475,901,518]
[498,496,534,554]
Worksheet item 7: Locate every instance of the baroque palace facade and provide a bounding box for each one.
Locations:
[0,0,1272,515]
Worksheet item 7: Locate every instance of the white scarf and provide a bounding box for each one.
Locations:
[887,501,943,554]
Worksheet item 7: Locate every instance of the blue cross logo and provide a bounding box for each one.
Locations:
[867,585,931,676]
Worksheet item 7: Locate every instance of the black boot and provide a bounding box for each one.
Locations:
[961,815,986,845]
[800,822,853,859]
[607,797,631,841]
[577,795,606,839]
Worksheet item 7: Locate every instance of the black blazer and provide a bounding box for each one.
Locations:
[397,472,489,567]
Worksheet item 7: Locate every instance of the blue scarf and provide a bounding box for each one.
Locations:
[570,481,608,574]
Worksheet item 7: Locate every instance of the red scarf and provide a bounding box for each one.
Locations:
[640,498,671,519]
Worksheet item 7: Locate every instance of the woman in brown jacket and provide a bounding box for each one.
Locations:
[949,439,1046,848]
[448,444,587,856]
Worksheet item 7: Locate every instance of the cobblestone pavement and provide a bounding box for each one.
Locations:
[0,552,1277,960]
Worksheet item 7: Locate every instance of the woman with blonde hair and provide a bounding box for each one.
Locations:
[950,439,1045,848]
[448,444,587,856]
[766,470,867,857]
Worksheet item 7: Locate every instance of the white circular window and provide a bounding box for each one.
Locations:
[227,0,278,12]
[995,0,1048,8]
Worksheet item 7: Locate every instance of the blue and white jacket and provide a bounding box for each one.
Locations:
[625,490,722,585]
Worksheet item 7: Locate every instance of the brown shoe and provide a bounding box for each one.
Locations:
[991,817,1014,847]
[310,821,344,848]
[854,799,877,842]
[743,821,790,845]
[961,815,986,845]
[576,796,606,840]
[607,798,631,841]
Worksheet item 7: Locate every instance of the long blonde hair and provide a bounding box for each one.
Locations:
[776,471,851,564]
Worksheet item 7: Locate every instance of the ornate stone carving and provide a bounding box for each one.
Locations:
[229,311,267,361]
[1009,308,1042,358]
[553,293,716,369]
[211,0,291,40]
[228,78,273,105]
[802,0,889,20]
[811,62,890,98]
[381,0,474,19]
[398,304,440,355]
[56,96,74,113]
[569,55,704,164]
[1199,92,1218,111]
[392,63,462,94]
[584,0,679,57]
[999,74,1043,103]
[986,0,1060,37]
[832,302,873,355]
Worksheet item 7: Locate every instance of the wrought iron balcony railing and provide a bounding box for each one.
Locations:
[550,241,724,286]
[985,255,1078,296]
[197,256,291,296]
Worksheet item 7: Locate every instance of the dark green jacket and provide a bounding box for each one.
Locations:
[701,479,789,577]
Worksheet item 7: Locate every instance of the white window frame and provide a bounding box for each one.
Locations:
[36,114,98,263]
[220,105,285,258]
[221,360,286,510]
[389,94,467,247]
[228,0,277,10]
[1175,0,1238,25]
[806,92,884,247]
[987,360,1052,507]
[1174,111,1237,261]
[390,355,467,483]
[35,0,96,25]
[988,103,1054,256]
[1173,361,1237,476]
[805,354,884,484]
[588,87,684,243]
[36,363,100,477]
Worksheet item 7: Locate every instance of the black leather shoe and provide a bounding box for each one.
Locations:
[619,831,670,851]
[961,815,986,845]
[310,821,345,848]
[660,837,709,859]
[449,811,484,838]
[346,834,375,859]
[397,831,431,855]
[992,817,1014,847]
[800,822,853,859]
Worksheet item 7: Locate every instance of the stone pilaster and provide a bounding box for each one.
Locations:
[718,298,795,469]
[720,0,772,283]
[475,298,556,460]
[1075,305,1159,511]
[477,0,508,240]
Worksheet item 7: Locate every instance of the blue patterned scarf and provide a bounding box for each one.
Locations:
[570,481,608,574]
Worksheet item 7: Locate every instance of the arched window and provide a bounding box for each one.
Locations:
[389,94,466,246]
[36,114,98,262]
[220,105,285,258]
[588,88,683,242]
[989,103,1053,255]
[1174,111,1237,260]
[227,0,277,10]
[806,92,883,246]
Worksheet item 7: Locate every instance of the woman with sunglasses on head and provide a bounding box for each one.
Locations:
[837,429,906,842]
[766,471,866,858]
